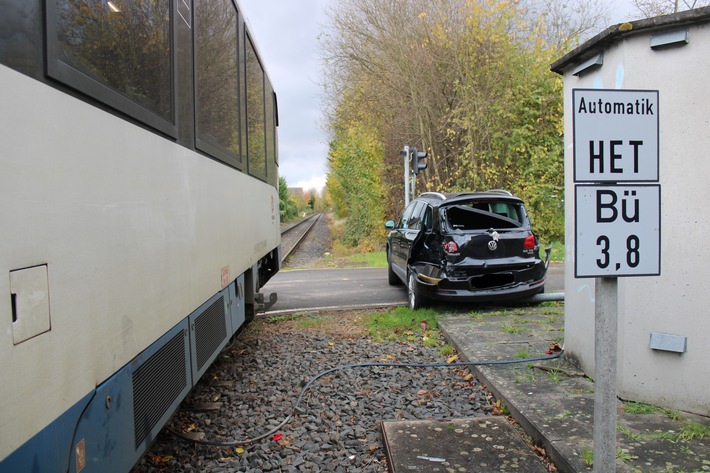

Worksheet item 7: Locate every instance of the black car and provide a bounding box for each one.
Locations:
[385,191,550,309]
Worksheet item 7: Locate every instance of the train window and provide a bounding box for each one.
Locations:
[195,0,241,167]
[266,84,278,167]
[46,0,174,136]
[245,33,267,179]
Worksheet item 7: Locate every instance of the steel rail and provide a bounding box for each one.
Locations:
[280,213,322,262]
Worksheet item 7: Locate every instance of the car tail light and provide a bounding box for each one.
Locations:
[524,234,536,250]
[443,241,459,253]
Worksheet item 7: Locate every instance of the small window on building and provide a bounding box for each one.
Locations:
[195,0,241,167]
[47,0,174,135]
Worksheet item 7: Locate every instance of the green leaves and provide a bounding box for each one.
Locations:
[322,0,587,243]
[326,123,386,249]
[278,176,298,223]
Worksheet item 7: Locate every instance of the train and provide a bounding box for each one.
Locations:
[0,1,281,471]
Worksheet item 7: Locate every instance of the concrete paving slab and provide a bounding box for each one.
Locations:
[438,306,710,472]
[381,417,549,472]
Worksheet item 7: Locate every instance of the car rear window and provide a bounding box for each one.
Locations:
[443,201,523,230]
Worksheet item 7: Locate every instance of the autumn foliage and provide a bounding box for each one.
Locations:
[320,0,607,246]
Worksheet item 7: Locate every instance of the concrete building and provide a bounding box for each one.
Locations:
[551,7,710,416]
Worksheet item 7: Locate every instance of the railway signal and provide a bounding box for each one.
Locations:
[402,146,429,205]
[411,147,428,174]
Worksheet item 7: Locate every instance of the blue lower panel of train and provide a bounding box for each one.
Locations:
[0,276,245,473]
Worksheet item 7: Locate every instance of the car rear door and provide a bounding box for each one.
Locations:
[399,201,427,266]
[390,201,417,273]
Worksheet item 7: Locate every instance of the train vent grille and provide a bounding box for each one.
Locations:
[132,330,188,448]
[194,297,227,371]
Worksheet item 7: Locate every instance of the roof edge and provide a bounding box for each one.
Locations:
[551,6,710,75]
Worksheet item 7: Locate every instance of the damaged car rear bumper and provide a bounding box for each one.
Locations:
[412,263,547,302]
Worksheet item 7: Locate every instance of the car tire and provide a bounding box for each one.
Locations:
[387,248,401,286]
[407,271,427,310]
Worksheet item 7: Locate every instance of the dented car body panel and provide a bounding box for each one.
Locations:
[386,191,547,308]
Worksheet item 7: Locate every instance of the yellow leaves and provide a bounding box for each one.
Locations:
[235,447,245,455]
[447,355,459,363]
[618,22,633,32]
[150,455,173,463]
[496,1,510,12]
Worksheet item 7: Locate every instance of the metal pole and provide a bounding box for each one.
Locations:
[411,173,416,201]
[403,146,410,207]
[593,276,618,473]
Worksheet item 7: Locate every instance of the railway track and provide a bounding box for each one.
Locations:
[280,213,322,262]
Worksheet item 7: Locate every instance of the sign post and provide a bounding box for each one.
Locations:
[572,89,660,472]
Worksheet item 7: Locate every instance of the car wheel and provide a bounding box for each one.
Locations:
[407,271,426,310]
[387,249,401,286]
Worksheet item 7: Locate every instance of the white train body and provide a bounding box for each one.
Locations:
[0,1,281,471]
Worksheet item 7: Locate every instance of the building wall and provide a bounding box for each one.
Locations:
[562,21,710,415]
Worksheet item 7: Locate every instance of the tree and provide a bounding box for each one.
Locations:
[278,177,298,223]
[632,0,710,17]
[321,0,605,243]
[326,119,387,249]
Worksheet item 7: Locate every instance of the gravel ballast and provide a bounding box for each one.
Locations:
[130,312,495,472]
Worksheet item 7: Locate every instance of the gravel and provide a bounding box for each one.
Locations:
[130,313,495,472]
[282,214,334,269]
[131,216,495,472]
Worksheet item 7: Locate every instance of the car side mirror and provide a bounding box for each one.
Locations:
[384,220,396,230]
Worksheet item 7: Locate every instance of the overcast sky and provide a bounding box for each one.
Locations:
[238,0,640,194]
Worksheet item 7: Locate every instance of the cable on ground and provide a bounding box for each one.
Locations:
[168,349,564,447]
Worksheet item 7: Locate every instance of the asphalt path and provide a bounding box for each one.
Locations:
[262,262,564,314]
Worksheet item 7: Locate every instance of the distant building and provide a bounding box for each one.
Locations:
[287,187,305,200]
[552,7,710,416]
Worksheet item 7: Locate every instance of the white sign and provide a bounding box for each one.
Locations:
[575,185,661,278]
[573,89,659,182]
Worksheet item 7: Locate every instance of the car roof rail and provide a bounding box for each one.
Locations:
[419,192,446,200]
[485,189,513,196]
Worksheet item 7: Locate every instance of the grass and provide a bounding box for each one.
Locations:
[578,447,638,468]
[616,448,636,463]
[617,424,644,441]
[580,447,593,467]
[267,313,308,323]
[342,250,387,268]
[622,401,684,422]
[513,367,536,383]
[554,410,572,420]
[439,343,455,357]
[500,322,527,334]
[546,368,563,383]
[678,420,710,441]
[267,312,328,329]
[623,401,660,415]
[364,306,440,348]
[295,315,326,329]
[543,241,565,263]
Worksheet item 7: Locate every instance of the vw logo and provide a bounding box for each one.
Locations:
[488,240,498,251]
